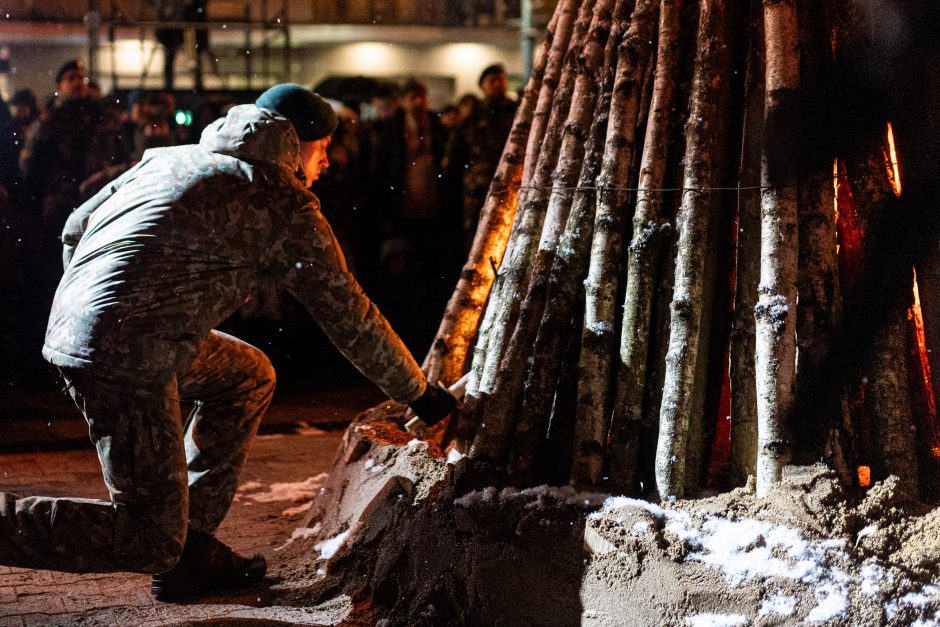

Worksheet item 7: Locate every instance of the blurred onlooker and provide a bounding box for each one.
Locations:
[360,81,403,284]
[0,89,36,195]
[20,58,110,234]
[313,103,364,275]
[9,89,38,129]
[456,93,480,123]
[0,46,11,102]
[122,90,181,161]
[17,59,125,384]
[439,104,459,132]
[360,79,451,352]
[446,63,517,252]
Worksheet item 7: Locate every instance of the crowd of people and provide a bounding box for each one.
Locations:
[0,58,518,391]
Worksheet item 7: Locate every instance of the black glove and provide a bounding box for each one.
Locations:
[408,382,458,427]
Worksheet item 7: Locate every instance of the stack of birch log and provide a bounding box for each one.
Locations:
[422,0,940,501]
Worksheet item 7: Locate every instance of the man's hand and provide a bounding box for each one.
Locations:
[408,382,457,426]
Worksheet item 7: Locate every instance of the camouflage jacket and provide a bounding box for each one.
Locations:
[43,104,426,404]
[447,95,518,203]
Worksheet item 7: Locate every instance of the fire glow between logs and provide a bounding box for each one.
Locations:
[419,0,940,503]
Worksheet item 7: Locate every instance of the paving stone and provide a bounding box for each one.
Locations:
[0,428,345,623]
[0,593,66,617]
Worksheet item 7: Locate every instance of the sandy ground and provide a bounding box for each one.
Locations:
[282,408,940,626]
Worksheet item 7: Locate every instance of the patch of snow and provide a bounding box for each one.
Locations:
[758,594,796,617]
[684,612,749,626]
[406,438,425,450]
[886,584,940,619]
[236,474,329,504]
[860,562,888,596]
[273,523,321,552]
[632,521,651,535]
[316,530,350,559]
[446,448,465,465]
[455,486,498,508]
[806,583,848,622]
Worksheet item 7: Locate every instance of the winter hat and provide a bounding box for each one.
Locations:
[255,83,338,141]
[55,58,85,84]
[478,63,506,86]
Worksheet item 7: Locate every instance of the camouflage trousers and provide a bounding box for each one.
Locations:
[0,330,275,574]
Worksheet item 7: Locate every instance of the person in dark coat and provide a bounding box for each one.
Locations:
[446,63,518,252]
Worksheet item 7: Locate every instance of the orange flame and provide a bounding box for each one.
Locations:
[911,270,937,416]
[885,122,902,197]
[857,465,871,488]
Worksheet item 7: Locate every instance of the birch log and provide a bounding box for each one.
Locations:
[508,0,633,484]
[794,0,844,466]
[845,138,919,500]
[470,0,595,460]
[753,0,799,498]
[484,0,618,448]
[728,0,764,487]
[654,0,736,498]
[423,2,577,388]
[607,0,684,492]
[570,0,661,486]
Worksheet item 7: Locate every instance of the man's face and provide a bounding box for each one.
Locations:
[299,136,331,187]
[403,90,428,114]
[480,71,507,99]
[57,68,88,100]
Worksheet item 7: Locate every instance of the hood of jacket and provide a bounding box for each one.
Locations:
[199,104,301,174]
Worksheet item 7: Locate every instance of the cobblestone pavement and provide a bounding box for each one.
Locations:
[0,426,348,626]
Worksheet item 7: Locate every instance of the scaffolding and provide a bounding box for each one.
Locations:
[86,0,292,91]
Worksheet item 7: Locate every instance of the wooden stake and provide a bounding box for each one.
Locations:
[507,0,634,484]
[607,0,684,492]
[728,0,764,487]
[423,1,578,389]
[571,0,661,486]
[470,0,596,460]
[653,0,737,498]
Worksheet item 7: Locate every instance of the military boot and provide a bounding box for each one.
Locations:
[151,530,266,601]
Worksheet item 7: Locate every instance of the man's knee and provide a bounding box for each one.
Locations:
[247,346,276,403]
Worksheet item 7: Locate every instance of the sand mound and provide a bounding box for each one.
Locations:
[274,413,940,626]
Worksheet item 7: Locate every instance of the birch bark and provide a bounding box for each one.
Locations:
[728,0,764,487]
[654,0,736,498]
[753,0,800,498]
[608,0,684,492]
[437,0,577,398]
[470,0,596,460]
[571,0,661,486]
[507,0,634,484]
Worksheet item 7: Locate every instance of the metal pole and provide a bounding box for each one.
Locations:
[109,0,117,89]
[520,0,534,84]
[244,0,252,88]
[282,2,291,83]
[86,0,101,80]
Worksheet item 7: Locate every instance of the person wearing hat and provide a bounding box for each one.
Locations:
[446,63,518,253]
[0,83,456,599]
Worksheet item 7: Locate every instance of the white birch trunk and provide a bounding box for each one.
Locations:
[654,0,736,498]
[571,0,661,486]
